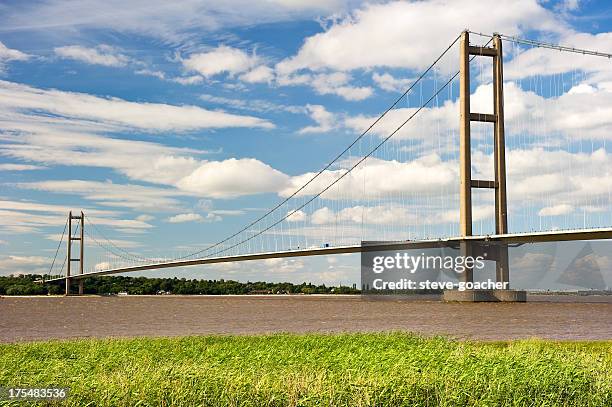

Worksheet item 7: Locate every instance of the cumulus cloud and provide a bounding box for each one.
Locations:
[344,81,612,142]
[311,72,372,101]
[286,210,307,222]
[0,41,30,72]
[54,44,129,67]
[167,213,204,223]
[176,158,290,198]
[277,71,372,101]
[172,75,204,85]
[298,104,337,134]
[280,154,457,199]
[182,46,260,78]
[0,80,305,205]
[372,72,414,92]
[239,65,275,83]
[135,69,166,79]
[276,0,563,74]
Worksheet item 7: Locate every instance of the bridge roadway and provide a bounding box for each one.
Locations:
[43,228,612,282]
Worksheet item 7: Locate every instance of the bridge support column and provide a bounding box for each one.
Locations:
[492,34,510,286]
[459,31,473,285]
[78,211,84,295]
[66,212,72,296]
[449,31,523,301]
[66,211,85,296]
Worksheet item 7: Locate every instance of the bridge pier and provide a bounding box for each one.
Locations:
[443,289,526,302]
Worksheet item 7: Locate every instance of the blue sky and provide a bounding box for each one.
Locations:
[0,0,611,285]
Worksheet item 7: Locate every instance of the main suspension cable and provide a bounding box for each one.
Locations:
[468,30,612,59]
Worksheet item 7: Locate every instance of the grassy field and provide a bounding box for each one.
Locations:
[0,333,610,406]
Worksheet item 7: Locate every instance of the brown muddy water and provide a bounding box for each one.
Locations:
[1,295,611,342]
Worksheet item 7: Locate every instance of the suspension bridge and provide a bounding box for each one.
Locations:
[41,31,612,295]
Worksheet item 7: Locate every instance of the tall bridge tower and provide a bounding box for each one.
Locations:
[66,211,84,296]
[459,31,510,285]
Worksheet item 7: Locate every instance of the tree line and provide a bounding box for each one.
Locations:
[0,274,360,296]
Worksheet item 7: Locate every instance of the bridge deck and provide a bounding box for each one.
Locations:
[43,228,612,282]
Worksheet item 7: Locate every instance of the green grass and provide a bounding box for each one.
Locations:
[0,333,610,406]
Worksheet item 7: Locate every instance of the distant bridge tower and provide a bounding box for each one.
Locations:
[66,211,85,295]
[459,31,509,284]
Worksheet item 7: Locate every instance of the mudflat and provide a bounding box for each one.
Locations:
[1,295,611,342]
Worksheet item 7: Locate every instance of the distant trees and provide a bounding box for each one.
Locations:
[0,275,48,295]
[0,274,360,296]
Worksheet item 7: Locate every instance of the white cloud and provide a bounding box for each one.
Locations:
[0,80,302,203]
[167,213,204,223]
[135,69,166,79]
[558,0,580,11]
[210,209,244,216]
[286,209,307,222]
[0,198,153,237]
[505,31,612,82]
[0,199,115,216]
[199,94,304,114]
[45,233,141,249]
[182,45,260,78]
[94,261,111,272]
[0,1,360,44]
[176,158,290,198]
[372,72,414,92]
[262,258,304,273]
[136,214,155,222]
[16,180,186,212]
[0,163,45,171]
[172,75,204,85]
[280,154,457,199]
[311,205,416,225]
[1,107,291,205]
[311,72,373,101]
[0,255,48,276]
[538,204,574,216]
[276,71,372,101]
[54,44,129,67]
[0,41,30,72]
[343,99,457,144]
[298,104,336,134]
[472,147,612,227]
[0,80,273,132]
[240,65,275,83]
[345,80,612,142]
[276,0,564,73]
[1,123,206,188]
